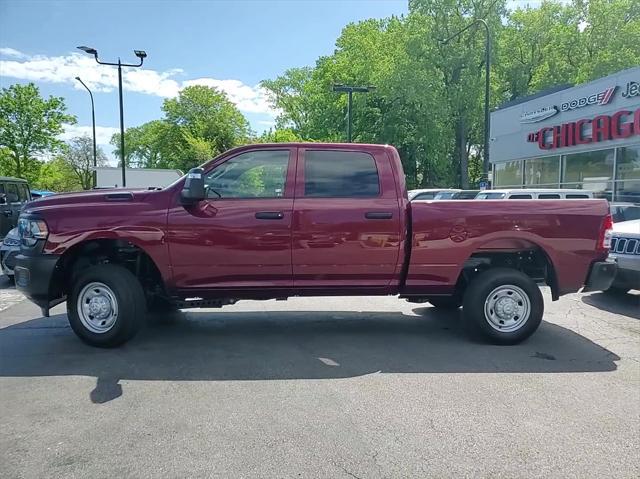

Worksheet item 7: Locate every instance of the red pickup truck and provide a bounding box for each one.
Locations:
[15,143,615,347]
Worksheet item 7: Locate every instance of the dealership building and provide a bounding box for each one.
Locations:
[490,66,640,202]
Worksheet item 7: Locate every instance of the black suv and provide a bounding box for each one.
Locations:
[0,176,32,239]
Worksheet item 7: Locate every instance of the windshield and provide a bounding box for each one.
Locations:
[434,191,457,200]
[611,205,640,222]
[476,192,506,199]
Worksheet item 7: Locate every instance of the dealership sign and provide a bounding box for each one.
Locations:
[527,108,640,150]
[560,86,616,112]
[520,106,558,123]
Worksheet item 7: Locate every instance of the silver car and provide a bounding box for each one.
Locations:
[0,226,20,279]
[608,219,640,294]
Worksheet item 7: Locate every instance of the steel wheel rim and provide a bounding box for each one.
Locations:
[484,284,531,333]
[77,282,118,334]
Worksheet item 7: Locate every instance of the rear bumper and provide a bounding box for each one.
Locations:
[582,260,617,292]
[14,253,63,313]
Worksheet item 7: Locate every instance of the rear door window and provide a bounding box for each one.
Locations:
[566,194,589,199]
[508,194,533,199]
[304,150,380,198]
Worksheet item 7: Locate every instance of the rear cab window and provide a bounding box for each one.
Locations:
[303,150,380,198]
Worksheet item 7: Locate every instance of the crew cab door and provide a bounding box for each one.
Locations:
[167,147,296,290]
[292,147,403,290]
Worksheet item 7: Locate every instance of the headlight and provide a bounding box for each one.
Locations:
[18,218,49,247]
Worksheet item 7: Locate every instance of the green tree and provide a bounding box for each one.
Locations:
[35,157,82,192]
[112,85,251,172]
[0,83,76,182]
[63,136,108,190]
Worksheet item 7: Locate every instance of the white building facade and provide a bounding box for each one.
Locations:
[490,67,640,202]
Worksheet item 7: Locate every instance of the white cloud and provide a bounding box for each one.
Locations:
[61,125,120,146]
[0,47,27,58]
[183,78,272,114]
[0,47,276,116]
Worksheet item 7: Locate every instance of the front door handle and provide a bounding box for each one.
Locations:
[365,211,393,220]
[2,210,12,217]
[255,211,284,220]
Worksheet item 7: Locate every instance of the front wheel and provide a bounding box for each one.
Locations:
[67,264,146,348]
[462,268,543,345]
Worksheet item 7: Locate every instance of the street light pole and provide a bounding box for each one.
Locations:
[75,76,97,188]
[77,46,147,187]
[332,84,375,143]
[441,19,491,182]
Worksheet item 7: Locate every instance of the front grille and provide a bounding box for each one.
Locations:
[611,236,640,255]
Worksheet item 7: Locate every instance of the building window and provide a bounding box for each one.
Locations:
[617,145,640,180]
[615,145,640,203]
[563,149,614,184]
[494,160,523,187]
[524,156,559,186]
[562,149,614,198]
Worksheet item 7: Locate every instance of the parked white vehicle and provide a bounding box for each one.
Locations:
[607,219,640,294]
[96,167,183,189]
[475,189,594,200]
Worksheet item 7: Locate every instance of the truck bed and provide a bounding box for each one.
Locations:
[405,199,610,295]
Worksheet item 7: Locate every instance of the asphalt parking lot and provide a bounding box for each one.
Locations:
[1,276,639,478]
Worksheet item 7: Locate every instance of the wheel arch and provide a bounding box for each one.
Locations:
[49,237,167,303]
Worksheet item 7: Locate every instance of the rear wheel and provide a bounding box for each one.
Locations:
[463,268,543,345]
[67,264,146,347]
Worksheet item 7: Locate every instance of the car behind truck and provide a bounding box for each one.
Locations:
[15,143,616,347]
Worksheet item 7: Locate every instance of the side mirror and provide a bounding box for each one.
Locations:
[181,168,205,204]
[0,193,6,205]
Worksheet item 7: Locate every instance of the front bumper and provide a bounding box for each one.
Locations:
[582,260,617,292]
[14,253,63,314]
[609,253,640,290]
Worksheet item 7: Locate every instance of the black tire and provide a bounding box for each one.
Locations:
[67,264,146,348]
[462,268,543,345]
[428,296,462,309]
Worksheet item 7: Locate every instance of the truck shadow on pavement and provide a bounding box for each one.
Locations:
[0,308,620,404]
[581,291,640,319]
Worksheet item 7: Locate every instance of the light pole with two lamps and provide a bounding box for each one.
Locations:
[77,46,147,187]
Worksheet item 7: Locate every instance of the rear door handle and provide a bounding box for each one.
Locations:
[255,211,284,220]
[365,211,393,220]
[2,210,12,217]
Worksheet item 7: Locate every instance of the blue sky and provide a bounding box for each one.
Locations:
[0,0,409,162]
[1,0,547,164]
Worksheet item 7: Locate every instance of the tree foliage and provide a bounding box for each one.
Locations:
[112,85,251,172]
[63,136,109,190]
[262,0,640,188]
[0,83,76,182]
